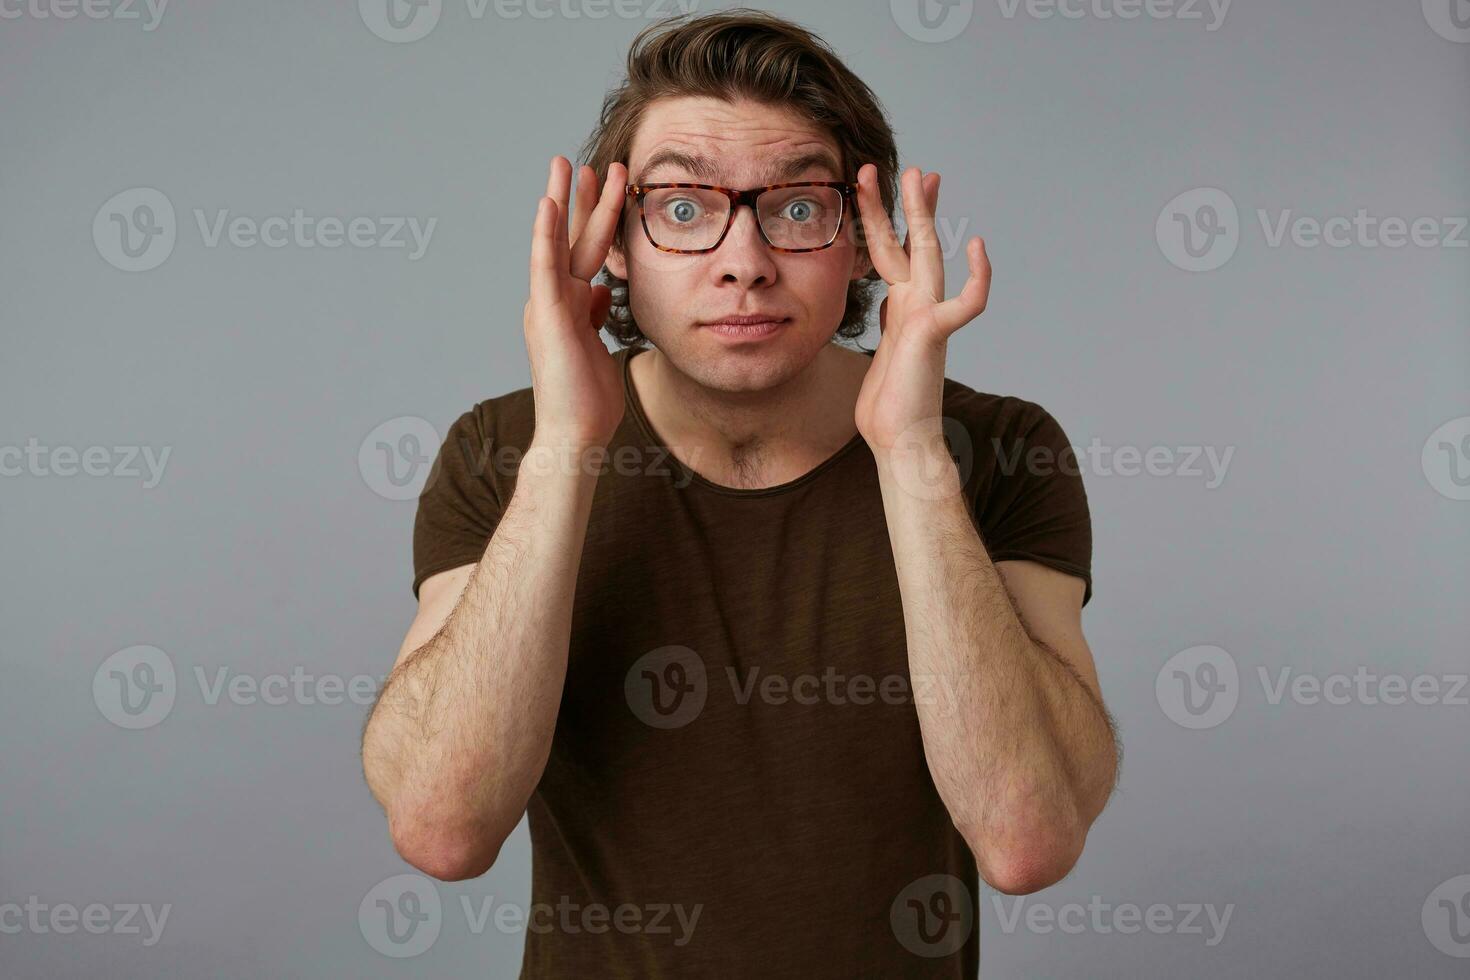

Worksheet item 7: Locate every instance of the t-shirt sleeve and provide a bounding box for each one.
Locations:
[975,401,1094,606]
[411,406,502,599]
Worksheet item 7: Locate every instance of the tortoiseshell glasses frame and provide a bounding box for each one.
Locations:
[624,181,860,254]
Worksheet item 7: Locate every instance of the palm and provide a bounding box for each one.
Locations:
[523,157,629,448]
[854,283,948,449]
[852,165,992,452]
[545,266,621,435]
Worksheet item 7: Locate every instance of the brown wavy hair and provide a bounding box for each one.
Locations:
[577,8,900,349]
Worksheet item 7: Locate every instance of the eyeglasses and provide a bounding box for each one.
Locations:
[624,181,858,254]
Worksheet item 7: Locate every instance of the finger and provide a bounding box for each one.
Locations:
[900,167,942,299]
[528,196,563,308]
[855,163,908,284]
[933,236,991,334]
[900,172,941,257]
[545,155,573,271]
[569,164,597,247]
[570,162,628,282]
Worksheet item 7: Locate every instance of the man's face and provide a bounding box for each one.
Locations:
[605,96,871,393]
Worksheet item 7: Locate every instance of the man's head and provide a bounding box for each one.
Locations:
[581,10,900,392]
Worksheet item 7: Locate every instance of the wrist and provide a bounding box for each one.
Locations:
[522,434,614,482]
[873,432,965,502]
[530,425,611,453]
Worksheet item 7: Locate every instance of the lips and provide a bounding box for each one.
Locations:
[702,314,787,326]
[700,315,790,340]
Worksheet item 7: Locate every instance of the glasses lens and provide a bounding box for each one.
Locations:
[642,187,732,251]
[758,185,844,250]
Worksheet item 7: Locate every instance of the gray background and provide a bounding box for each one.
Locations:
[2,0,1467,976]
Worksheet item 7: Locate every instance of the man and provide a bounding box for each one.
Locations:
[361,10,1118,977]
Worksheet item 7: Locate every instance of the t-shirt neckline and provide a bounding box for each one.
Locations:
[618,345,868,498]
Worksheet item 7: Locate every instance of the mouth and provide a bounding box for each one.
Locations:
[698,314,792,340]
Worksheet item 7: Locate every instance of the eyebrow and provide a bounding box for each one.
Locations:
[634,148,843,185]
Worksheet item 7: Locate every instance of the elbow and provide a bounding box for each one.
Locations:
[977,842,1082,895]
[964,812,1088,896]
[389,814,506,882]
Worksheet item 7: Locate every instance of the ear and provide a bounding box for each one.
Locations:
[605,238,628,280]
[850,247,874,282]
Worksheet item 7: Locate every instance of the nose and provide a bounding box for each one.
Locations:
[709,202,778,287]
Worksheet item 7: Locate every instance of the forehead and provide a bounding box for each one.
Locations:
[628,96,843,184]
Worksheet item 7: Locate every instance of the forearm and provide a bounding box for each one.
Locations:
[875,442,1116,888]
[363,440,599,868]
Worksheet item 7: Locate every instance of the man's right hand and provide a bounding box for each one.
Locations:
[524,155,629,451]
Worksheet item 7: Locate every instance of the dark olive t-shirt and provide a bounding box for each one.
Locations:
[412,344,1092,979]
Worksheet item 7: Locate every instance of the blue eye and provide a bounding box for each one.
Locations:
[666,199,702,223]
[780,199,819,222]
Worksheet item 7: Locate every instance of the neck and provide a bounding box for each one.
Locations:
[630,342,868,489]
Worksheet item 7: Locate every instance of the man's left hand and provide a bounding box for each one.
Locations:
[852,164,992,455]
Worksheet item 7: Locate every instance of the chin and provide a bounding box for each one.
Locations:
[683,327,825,392]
